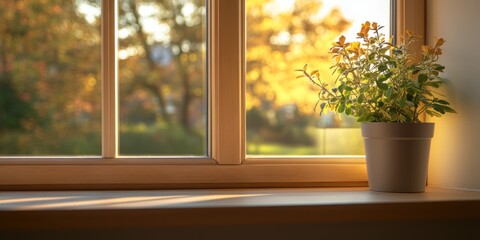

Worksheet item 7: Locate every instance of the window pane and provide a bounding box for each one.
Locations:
[0,0,101,155]
[246,0,390,155]
[118,0,207,156]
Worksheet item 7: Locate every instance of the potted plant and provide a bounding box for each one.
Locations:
[296,21,456,192]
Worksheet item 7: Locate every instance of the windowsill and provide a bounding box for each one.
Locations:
[1,187,480,230]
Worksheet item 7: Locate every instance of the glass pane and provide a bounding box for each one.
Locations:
[118,0,207,156]
[246,0,390,155]
[0,0,102,155]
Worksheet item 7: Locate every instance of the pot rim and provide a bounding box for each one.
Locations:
[360,122,435,125]
[361,122,435,138]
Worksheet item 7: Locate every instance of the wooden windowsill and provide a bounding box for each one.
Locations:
[2,187,479,239]
[1,187,479,231]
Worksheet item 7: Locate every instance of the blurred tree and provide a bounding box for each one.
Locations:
[117,0,207,155]
[0,78,37,132]
[245,0,351,147]
[119,0,206,132]
[246,0,350,113]
[0,0,102,154]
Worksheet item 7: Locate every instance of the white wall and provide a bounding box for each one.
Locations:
[427,0,480,190]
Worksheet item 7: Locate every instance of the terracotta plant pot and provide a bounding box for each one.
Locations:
[361,122,435,193]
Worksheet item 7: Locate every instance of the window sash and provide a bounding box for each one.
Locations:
[0,0,425,189]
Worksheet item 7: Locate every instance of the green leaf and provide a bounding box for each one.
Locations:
[418,74,428,84]
[437,99,450,105]
[366,115,376,122]
[434,65,445,71]
[378,64,387,72]
[433,104,446,114]
[378,75,388,82]
[337,103,345,113]
[384,72,393,79]
[426,110,442,117]
[435,104,456,113]
[345,107,352,115]
[377,82,388,90]
[444,106,457,113]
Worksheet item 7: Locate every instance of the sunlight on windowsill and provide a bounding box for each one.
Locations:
[1,187,480,212]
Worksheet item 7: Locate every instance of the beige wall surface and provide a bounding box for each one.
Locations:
[427,0,480,190]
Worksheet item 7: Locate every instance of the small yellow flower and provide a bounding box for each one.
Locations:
[363,21,371,29]
[357,21,371,38]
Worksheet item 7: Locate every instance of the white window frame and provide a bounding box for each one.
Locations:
[0,0,424,190]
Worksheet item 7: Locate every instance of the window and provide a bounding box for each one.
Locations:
[0,0,425,189]
[0,0,207,157]
[117,0,208,156]
[245,0,391,156]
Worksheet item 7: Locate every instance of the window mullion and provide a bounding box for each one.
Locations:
[211,0,244,164]
[396,0,426,121]
[102,0,118,158]
[396,0,426,50]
